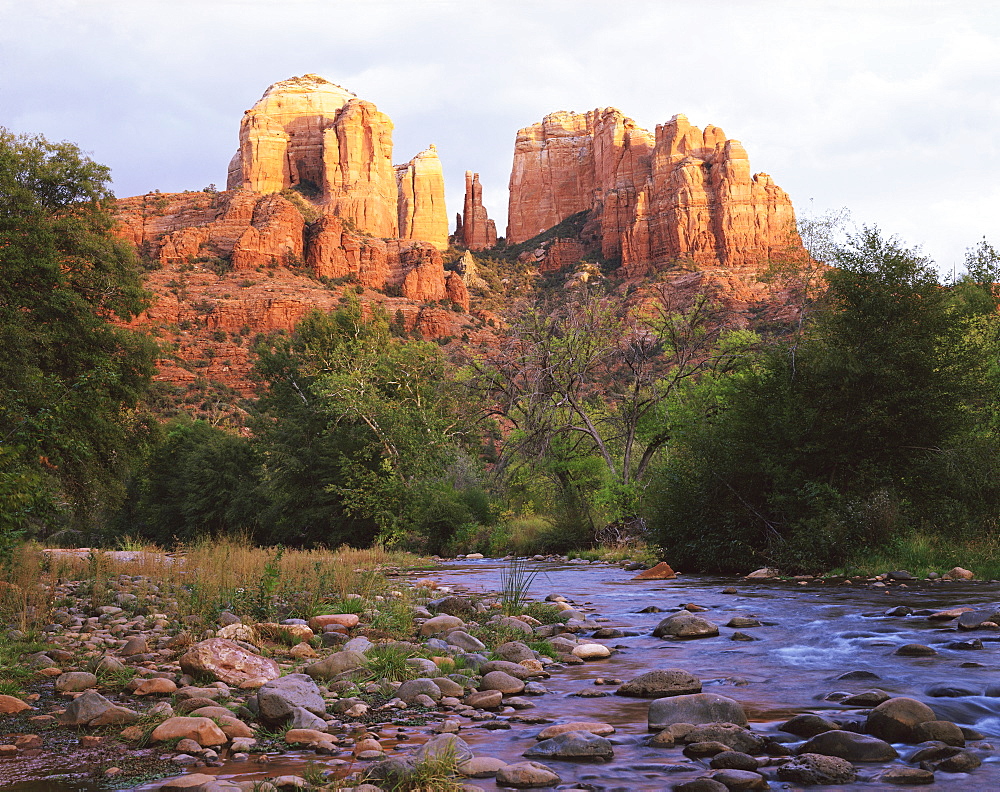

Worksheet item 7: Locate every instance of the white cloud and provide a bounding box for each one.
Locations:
[2,0,997,263]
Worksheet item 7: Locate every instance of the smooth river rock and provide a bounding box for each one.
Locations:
[179,638,280,686]
[649,693,747,729]
[617,669,702,698]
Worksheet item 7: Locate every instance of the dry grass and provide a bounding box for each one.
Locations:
[0,536,426,634]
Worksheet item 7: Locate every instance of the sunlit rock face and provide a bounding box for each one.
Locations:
[507,108,802,273]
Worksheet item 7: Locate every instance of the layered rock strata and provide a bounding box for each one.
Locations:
[227,74,446,246]
[457,171,497,250]
[395,146,449,250]
[506,109,801,274]
[115,191,486,398]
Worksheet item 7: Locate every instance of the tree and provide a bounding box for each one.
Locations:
[251,300,469,547]
[119,419,263,543]
[648,227,992,571]
[475,286,753,526]
[0,129,156,539]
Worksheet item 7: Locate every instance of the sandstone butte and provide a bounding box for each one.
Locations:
[456,171,498,251]
[506,108,804,277]
[114,75,490,398]
[113,76,808,402]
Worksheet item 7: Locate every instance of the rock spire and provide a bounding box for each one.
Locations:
[458,171,497,250]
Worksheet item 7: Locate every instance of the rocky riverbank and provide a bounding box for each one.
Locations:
[2,553,999,790]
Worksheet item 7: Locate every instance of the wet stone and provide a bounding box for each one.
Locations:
[777,752,858,785]
[708,769,769,790]
[799,730,898,762]
[523,730,614,761]
[779,714,841,738]
[842,688,891,706]
[895,644,937,656]
[709,751,758,771]
[880,766,935,785]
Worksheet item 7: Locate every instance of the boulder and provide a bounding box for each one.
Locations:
[799,731,898,762]
[571,643,611,659]
[396,678,444,704]
[653,612,719,639]
[707,769,768,790]
[445,630,486,652]
[133,678,178,696]
[59,690,116,726]
[683,723,764,754]
[779,714,840,738]
[618,669,702,698]
[179,638,280,686]
[304,650,367,681]
[632,562,677,580]
[55,672,97,693]
[894,644,937,656]
[0,695,32,714]
[308,614,359,632]
[710,751,759,771]
[464,690,503,710]
[536,722,615,740]
[911,720,964,746]
[524,730,614,761]
[479,660,536,679]
[481,671,525,694]
[495,760,561,788]
[866,697,936,743]
[419,614,465,636]
[151,716,227,747]
[942,567,974,580]
[119,636,149,656]
[458,756,507,778]
[777,753,857,785]
[257,674,326,724]
[879,767,935,785]
[649,693,747,729]
[414,733,473,764]
[288,706,328,731]
[285,728,331,745]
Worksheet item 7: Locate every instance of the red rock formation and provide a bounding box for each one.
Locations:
[321,98,399,238]
[227,75,396,238]
[446,272,471,312]
[398,243,448,303]
[231,193,304,270]
[395,145,449,250]
[459,171,497,250]
[506,109,802,274]
[228,75,357,196]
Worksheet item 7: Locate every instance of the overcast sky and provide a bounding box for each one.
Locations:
[3,0,997,274]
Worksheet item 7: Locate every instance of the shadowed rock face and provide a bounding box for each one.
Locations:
[506,108,803,274]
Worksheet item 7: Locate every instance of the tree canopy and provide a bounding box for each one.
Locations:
[0,129,156,545]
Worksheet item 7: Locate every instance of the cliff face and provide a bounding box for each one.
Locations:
[116,191,489,400]
[457,171,497,250]
[395,146,449,251]
[227,74,444,245]
[506,109,801,274]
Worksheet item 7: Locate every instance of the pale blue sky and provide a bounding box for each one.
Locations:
[2,0,997,272]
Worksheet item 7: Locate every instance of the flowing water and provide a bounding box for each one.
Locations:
[10,559,1000,791]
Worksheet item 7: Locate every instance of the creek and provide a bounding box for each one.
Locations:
[9,558,1000,791]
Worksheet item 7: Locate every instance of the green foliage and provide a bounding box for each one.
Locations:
[118,418,263,543]
[364,645,418,682]
[648,227,1000,572]
[0,129,157,540]
[499,557,541,615]
[250,298,472,547]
